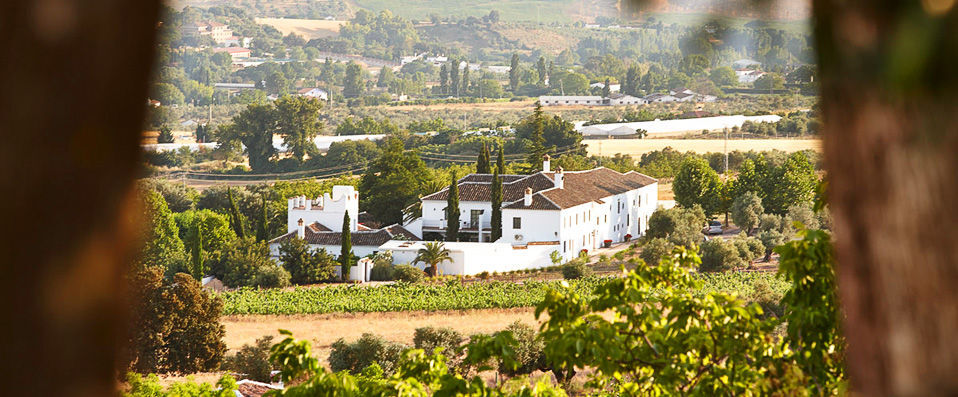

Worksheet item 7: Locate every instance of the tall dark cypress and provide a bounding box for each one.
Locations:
[446,174,460,242]
[477,142,491,173]
[227,187,246,239]
[256,195,269,241]
[491,168,503,242]
[340,212,352,282]
[190,218,204,279]
[526,101,547,168]
[496,144,505,174]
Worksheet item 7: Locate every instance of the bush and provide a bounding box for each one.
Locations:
[369,252,396,281]
[141,179,197,212]
[220,238,291,289]
[500,321,545,376]
[748,280,785,319]
[393,264,425,283]
[328,333,408,375]
[561,260,592,280]
[279,238,337,285]
[640,237,674,265]
[413,327,465,372]
[224,336,273,382]
[699,238,746,272]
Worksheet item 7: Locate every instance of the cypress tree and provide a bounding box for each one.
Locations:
[190,218,204,279]
[491,168,503,242]
[256,195,269,241]
[227,187,246,239]
[496,144,505,174]
[439,64,449,95]
[477,142,491,173]
[340,212,352,282]
[526,101,547,168]
[446,174,460,242]
[509,53,520,92]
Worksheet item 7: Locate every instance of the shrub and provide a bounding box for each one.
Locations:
[369,263,396,281]
[640,237,674,265]
[393,264,425,283]
[413,327,465,372]
[141,179,197,212]
[731,191,763,234]
[220,238,291,289]
[699,238,745,272]
[500,321,545,377]
[328,333,407,375]
[224,336,273,382]
[561,260,592,279]
[749,280,785,319]
[279,238,337,285]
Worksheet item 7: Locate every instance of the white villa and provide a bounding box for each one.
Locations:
[539,94,646,107]
[269,159,658,277]
[268,185,419,263]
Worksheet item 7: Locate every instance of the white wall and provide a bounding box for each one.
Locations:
[501,208,561,245]
[380,240,558,275]
[421,200,494,240]
[287,186,359,233]
[268,243,379,263]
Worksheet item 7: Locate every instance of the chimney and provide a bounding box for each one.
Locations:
[305,197,312,210]
[555,167,564,189]
[542,154,551,173]
[297,218,305,239]
[523,187,533,207]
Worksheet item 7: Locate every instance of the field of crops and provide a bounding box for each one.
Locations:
[220,272,788,315]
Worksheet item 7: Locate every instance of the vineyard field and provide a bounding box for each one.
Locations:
[220,272,787,315]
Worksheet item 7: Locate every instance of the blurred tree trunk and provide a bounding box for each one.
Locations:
[0,0,160,395]
[814,1,958,395]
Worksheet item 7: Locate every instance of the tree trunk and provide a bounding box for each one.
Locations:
[0,0,161,394]
[815,1,958,395]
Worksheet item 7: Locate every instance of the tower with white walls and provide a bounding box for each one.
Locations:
[286,185,359,233]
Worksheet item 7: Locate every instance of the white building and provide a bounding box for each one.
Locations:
[607,93,646,105]
[409,157,658,263]
[736,69,767,84]
[643,93,677,103]
[590,82,621,92]
[297,87,329,100]
[577,114,783,137]
[268,185,419,264]
[539,96,606,106]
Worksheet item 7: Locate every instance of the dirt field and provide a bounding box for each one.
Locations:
[222,308,540,366]
[586,138,822,156]
[255,18,346,39]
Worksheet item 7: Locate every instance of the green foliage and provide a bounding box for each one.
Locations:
[138,189,187,272]
[226,187,247,239]
[124,373,237,397]
[126,270,226,374]
[343,62,365,98]
[700,237,748,272]
[335,116,400,136]
[141,179,197,212]
[646,205,707,247]
[219,238,290,288]
[674,157,722,216]
[500,321,546,377]
[709,66,738,87]
[754,72,786,90]
[341,212,353,281]
[787,202,820,230]
[731,191,764,234]
[536,248,793,394]
[273,95,323,161]
[219,273,786,315]
[414,241,453,276]
[445,174,460,242]
[639,237,674,265]
[777,229,845,391]
[359,137,431,224]
[560,259,592,280]
[491,168,503,242]
[279,238,337,285]
[392,264,426,283]
[413,327,466,372]
[224,336,274,382]
[329,333,408,375]
[174,209,235,261]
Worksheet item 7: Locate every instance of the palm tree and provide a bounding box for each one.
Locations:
[414,241,453,277]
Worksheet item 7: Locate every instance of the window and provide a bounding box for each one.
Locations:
[638,195,642,206]
[513,217,521,229]
[563,241,566,252]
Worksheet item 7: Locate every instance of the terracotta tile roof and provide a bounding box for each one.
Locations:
[502,194,561,210]
[270,222,419,246]
[308,222,331,232]
[422,173,556,202]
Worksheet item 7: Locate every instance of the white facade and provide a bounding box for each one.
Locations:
[539,96,605,106]
[577,114,783,137]
[381,240,558,276]
[297,88,329,100]
[286,185,359,234]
